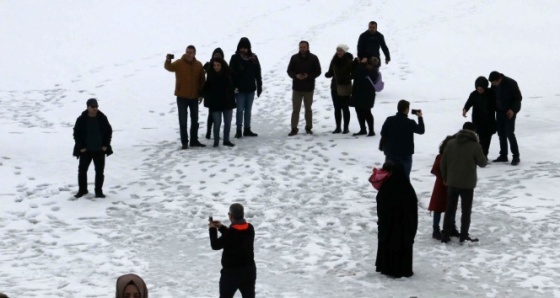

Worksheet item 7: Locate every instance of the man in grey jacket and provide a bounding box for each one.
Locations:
[440,122,487,243]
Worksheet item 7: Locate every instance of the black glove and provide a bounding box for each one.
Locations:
[257,85,263,97]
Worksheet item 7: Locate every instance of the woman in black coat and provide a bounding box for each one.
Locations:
[463,76,497,158]
[375,162,418,278]
[324,44,353,134]
[203,47,226,140]
[350,57,378,136]
[203,58,236,147]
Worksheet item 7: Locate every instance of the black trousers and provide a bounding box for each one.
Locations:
[78,151,105,193]
[177,97,199,145]
[442,186,473,237]
[478,133,492,158]
[219,265,256,298]
[355,108,374,132]
[330,89,350,129]
[496,112,519,158]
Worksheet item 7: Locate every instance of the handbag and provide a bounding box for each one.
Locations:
[369,167,391,190]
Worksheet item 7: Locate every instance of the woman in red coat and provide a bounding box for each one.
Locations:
[428,135,458,240]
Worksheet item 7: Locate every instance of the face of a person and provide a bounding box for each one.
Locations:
[213,61,222,72]
[490,78,501,86]
[87,104,98,116]
[239,47,248,55]
[299,43,309,55]
[123,284,141,298]
[368,23,377,33]
[336,48,345,57]
[185,48,195,61]
[476,86,485,94]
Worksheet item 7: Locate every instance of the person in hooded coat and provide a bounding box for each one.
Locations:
[463,76,497,159]
[229,37,262,138]
[203,47,226,140]
[203,57,237,148]
[375,162,418,278]
[350,57,379,136]
[115,274,148,298]
[325,44,353,134]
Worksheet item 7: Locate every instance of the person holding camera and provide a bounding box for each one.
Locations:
[379,99,425,177]
[164,45,206,150]
[209,203,256,298]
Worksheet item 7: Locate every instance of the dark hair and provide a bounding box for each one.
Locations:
[475,76,489,90]
[229,203,244,220]
[488,71,502,82]
[186,45,196,54]
[397,99,410,113]
[369,21,377,26]
[299,40,309,47]
[462,121,476,131]
[207,57,231,78]
[439,135,455,154]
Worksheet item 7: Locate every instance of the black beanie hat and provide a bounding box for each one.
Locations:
[475,76,489,89]
[488,71,502,82]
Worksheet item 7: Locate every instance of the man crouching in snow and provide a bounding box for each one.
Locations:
[209,203,256,298]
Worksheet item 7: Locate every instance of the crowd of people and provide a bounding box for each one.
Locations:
[63,19,523,296]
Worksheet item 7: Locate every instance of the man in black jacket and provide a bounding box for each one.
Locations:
[380,100,424,177]
[230,38,262,139]
[287,41,322,136]
[209,203,256,298]
[357,21,391,64]
[72,98,113,198]
[488,71,522,165]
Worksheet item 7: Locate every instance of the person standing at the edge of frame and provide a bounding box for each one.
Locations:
[287,40,322,136]
[230,37,262,139]
[357,21,391,64]
[165,45,206,149]
[73,98,113,199]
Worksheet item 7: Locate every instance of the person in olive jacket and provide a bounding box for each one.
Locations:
[324,44,353,134]
[209,203,256,298]
[463,76,497,159]
[73,98,113,198]
[440,122,487,243]
[287,40,322,136]
[203,58,237,148]
[488,71,522,165]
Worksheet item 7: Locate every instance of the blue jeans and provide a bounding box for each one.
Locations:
[385,155,413,178]
[236,92,255,130]
[212,109,233,143]
[177,97,199,145]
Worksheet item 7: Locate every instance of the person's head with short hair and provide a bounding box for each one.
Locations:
[299,41,309,56]
[397,99,410,114]
[368,21,378,33]
[462,121,477,132]
[116,274,148,298]
[86,98,99,116]
[185,45,196,61]
[488,71,503,86]
[228,203,244,221]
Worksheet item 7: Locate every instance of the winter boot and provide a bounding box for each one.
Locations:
[432,227,442,240]
[288,128,299,136]
[235,129,242,139]
[244,128,258,137]
[305,127,313,134]
[223,141,235,147]
[353,130,367,136]
[460,234,479,243]
[332,127,342,134]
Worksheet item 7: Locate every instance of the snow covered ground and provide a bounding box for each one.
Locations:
[1,0,560,297]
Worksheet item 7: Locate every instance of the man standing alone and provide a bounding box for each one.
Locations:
[488,71,522,165]
[287,41,322,136]
[165,45,206,149]
[357,21,391,64]
[209,203,256,298]
[73,98,113,198]
[440,122,488,243]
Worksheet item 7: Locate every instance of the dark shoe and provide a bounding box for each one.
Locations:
[235,130,242,139]
[213,142,219,148]
[95,192,106,198]
[305,128,313,134]
[190,140,206,147]
[353,130,367,136]
[243,129,258,137]
[511,158,520,166]
[223,141,235,147]
[181,144,189,150]
[441,235,451,243]
[288,128,299,136]
[332,128,342,134]
[74,190,88,198]
[450,227,460,238]
[205,131,211,140]
[460,235,479,243]
[367,131,376,137]
[493,156,508,162]
[342,128,350,134]
[432,227,442,240]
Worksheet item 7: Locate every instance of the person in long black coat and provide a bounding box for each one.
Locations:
[349,57,378,136]
[375,162,418,278]
[463,76,496,159]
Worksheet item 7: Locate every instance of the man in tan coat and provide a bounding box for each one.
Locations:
[440,122,487,243]
[165,45,206,149]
